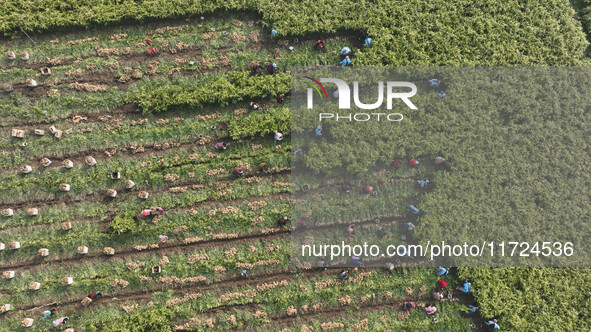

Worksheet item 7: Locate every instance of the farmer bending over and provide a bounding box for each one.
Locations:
[315,40,325,51]
[436,266,449,276]
[52,317,69,327]
[457,280,472,293]
[233,167,243,177]
[249,101,260,110]
[87,291,103,300]
[425,304,437,316]
[484,319,500,331]
[403,301,415,310]
[277,216,290,227]
[41,308,56,318]
[338,270,349,280]
[215,142,227,151]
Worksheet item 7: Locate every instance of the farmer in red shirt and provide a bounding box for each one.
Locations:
[315,40,325,51]
[233,167,243,177]
[88,291,103,300]
[145,38,151,46]
[391,160,400,168]
[438,279,448,290]
[409,159,419,166]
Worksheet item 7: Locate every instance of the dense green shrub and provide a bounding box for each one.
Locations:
[126,72,291,113]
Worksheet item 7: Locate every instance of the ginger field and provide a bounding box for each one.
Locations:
[0,1,591,331]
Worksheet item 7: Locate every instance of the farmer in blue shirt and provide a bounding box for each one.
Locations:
[429,79,440,87]
[438,91,446,98]
[364,37,372,47]
[468,305,479,314]
[340,56,351,67]
[315,125,322,136]
[457,280,472,293]
[271,29,278,37]
[408,205,420,215]
[436,267,449,276]
[484,319,500,330]
[418,179,430,188]
[340,47,351,55]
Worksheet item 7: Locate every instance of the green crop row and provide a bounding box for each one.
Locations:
[0,239,292,306]
[0,180,291,263]
[0,14,259,66]
[1,266,451,331]
[0,0,587,66]
[0,136,291,203]
[125,71,291,113]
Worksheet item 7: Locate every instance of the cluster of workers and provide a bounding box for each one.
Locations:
[272,27,372,67]
[22,31,469,329]
[38,292,103,327]
[144,38,159,55]
[315,32,372,67]
[337,267,498,329]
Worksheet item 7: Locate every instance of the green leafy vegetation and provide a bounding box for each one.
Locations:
[0,2,590,331]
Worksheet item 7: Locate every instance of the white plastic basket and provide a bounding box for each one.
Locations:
[21,165,32,173]
[62,160,73,168]
[21,318,34,327]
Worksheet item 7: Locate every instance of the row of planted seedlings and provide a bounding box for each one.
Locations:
[0,147,290,231]
[0,23,257,86]
[3,262,449,331]
[0,85,124,123]
[0,19,326,123]
[0,123,291,203]
[204,296,473,332]
[1,104,219,166]
[0,58,290,123]
[0,13,349,91]
[0,167,291,264]
[0,151,290,222]
[0,30,344,125]
[259,303,473,332]
[0,14,264,68]
[161,266,448,331]
[0,137,292,228]
[0,239,292,307]
[295,179,418,226]
[0,139,290,208]
[0,99,287,168]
